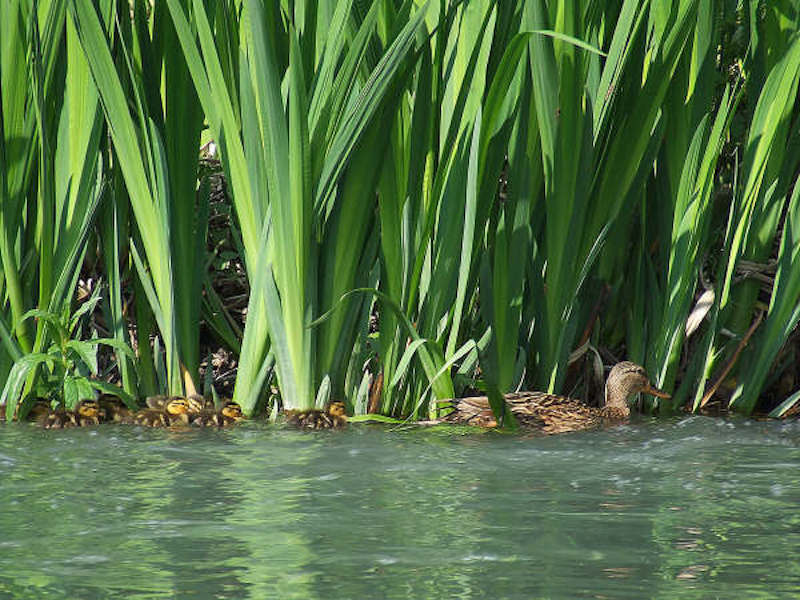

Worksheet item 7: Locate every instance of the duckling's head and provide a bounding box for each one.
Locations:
[604,361,670,415]
[328,402,346,418]
[165,397,191,415]
[77,400,100,418]
[220,402,243,420]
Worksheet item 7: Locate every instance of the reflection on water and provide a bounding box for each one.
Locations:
[1,417,800,599]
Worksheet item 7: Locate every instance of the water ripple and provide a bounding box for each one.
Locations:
[0,418,799,598]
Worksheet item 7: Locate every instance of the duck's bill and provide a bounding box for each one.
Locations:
[643,383,671,399]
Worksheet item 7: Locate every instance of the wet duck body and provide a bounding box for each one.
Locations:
[440,362,669,434]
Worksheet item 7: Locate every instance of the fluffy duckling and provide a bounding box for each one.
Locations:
[98,395,134,424]
[74,400,99,426]
[27,400,53,426]
[219,401,243,424]
[189,401,243,428]
[165,395,213,425]
[164,397,195,425]
[133,409,171,428]
[327,402,348,428]
[43,409,78,429]
[287,401,348,430]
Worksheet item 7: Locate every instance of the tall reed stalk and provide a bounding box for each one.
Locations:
[0,0,798,420]
[1,0,107,417]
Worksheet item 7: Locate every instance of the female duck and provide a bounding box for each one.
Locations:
[441,361,670,433]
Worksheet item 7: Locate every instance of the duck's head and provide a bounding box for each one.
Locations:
[165,395,206,416]
[328,402,346,418]
[186,394,206,413]
[604,361,670,416]
[220,402,243,420]
[77,400,101,418]
[166,397,191,416]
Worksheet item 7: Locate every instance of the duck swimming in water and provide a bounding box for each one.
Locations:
[439,361,670,434]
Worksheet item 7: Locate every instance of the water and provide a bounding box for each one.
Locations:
[1,417,799,599]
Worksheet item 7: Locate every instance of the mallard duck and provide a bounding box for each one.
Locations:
[25,399,70,429]
[439,361,670,434]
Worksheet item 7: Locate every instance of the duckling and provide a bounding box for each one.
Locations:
[327,402,348,428]
[133,409,171,428]
[439,361,670,434]
[74,399,104,426]
[148,394,209,412]
[219,401,244,425]
[43,408,77,429]
[189,401,243,428]
[286,402,347,430]
[285,410,315,429]
[27,400,53,426]
[163,397,194,426]
[145,395,169,411]
[191,410,222,428]
[98,395,134,423]
[188,394,213,413]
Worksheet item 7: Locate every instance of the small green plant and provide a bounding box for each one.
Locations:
[1,287,135,421]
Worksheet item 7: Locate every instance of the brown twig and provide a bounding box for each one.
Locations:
[367,371,383,414]
[699,311,764,408]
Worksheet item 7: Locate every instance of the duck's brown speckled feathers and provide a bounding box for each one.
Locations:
[442,392,608,433]
[439,361,669,434]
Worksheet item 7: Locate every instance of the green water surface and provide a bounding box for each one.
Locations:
[1,417,799,599]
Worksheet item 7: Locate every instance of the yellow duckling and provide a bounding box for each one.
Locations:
[219,401,244,425]
[166,395,213,424]
[163,397,194,425]
[327,402,348,428]
[189,401,243,428]
[75,399,103,426]
[148,395,200,412]
[440,361,670,434]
